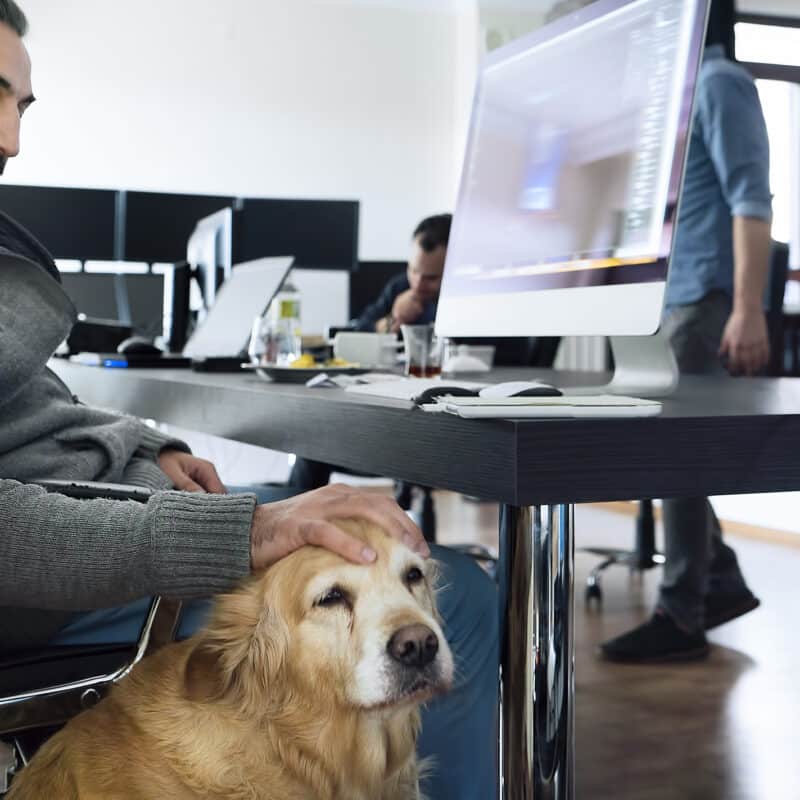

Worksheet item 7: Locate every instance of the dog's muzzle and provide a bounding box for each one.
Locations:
[387,624,439,669]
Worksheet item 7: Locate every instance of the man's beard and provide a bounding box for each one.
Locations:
[0,156,6,176]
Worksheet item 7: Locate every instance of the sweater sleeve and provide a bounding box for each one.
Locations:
[0,480,255,610]
[134,422,192,462]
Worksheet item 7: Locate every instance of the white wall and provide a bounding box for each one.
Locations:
[12,0,462,260]
[739,0,800,15]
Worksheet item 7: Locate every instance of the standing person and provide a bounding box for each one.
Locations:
[0,5,497,797]
[600,0,772,662]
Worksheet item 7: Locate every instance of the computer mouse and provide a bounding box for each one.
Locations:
[479,381,562,398]
[117,336,163,356]
[414,385,480,405]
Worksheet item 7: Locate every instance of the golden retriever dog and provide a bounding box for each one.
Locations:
[9,520,453,800]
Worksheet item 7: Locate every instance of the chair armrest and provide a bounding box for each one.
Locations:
[30,480,153,503]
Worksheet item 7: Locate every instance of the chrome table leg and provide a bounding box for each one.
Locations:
[499,504,575,800]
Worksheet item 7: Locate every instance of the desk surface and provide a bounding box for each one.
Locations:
[50,361,800,506]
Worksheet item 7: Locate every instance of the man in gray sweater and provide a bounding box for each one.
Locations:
[0,4,498,797]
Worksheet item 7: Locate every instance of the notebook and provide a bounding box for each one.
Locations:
[430,395,662,419]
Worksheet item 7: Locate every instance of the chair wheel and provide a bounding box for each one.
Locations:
[585,583,603,605]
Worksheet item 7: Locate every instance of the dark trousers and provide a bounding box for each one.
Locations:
[658,291,751,631]
[288,457,336,491]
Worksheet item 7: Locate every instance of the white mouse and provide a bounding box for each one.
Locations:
[479,380,562,398]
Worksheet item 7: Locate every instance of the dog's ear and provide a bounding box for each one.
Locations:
[236,605,290,711]
[183,640,227,703]
[183,585,290,713]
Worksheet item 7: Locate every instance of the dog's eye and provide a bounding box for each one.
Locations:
[316,586,350,609]
[404,566,424,586]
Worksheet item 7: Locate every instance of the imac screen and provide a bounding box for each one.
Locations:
[440,0,707,305]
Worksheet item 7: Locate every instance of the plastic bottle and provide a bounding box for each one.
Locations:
[266,276,302,366]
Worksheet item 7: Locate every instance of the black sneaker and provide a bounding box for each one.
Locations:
[704,589,760,631]
[598,612,709,663]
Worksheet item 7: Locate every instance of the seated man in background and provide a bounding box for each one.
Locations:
[289,213,450,491]
[0,5,497,798]
[353,213,451,333]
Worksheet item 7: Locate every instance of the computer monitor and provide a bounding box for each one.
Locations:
[186,208,234,311]
[435,0,709,394]
[233,198,359,271]
[123,191,234,263]
[0,185,117,260]
[59,270,164,337]
[125,273,165,338]
[60,272,119,321]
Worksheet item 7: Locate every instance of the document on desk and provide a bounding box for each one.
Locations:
[427,395,662,419]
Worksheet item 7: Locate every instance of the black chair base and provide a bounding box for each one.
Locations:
[583,547,665,604]
[582,499,664,604]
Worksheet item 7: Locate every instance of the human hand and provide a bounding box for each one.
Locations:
[249,483,430,570]
[719,306,770,376]
[391,290,425,331]
[158,450,227,493]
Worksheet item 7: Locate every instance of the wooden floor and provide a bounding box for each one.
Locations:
[429,492,800,800]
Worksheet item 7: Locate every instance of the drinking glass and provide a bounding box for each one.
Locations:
[401,324,443,378]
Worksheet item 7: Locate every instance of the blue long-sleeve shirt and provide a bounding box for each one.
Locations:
[665,45,772,309]
[353,273,437,331]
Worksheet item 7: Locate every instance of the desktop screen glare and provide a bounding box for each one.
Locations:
[442,0,700,299]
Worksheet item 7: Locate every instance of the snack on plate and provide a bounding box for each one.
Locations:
[289,354,317,368]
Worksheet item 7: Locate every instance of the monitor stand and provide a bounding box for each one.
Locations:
[567,330,679,398]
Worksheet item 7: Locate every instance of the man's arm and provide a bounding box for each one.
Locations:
[0,480,255,610]
[719,216,772,374]
[701,69,773,375]
[353,275,407,332]
[0,479,429,611]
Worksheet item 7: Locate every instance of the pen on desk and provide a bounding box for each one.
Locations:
[102,359,128,368]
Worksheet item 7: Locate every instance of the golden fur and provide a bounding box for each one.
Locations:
[9,521,452,800]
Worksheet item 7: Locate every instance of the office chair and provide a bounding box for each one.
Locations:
[582,241,790,604]
[0,481,181,794]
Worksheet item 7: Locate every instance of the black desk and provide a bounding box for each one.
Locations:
[49,361,800,799]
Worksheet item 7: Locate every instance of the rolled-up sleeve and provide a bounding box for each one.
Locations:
[698,68,772,222]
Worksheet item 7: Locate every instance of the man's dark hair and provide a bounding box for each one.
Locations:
[413,213,452,252]
[706,0,736,60]
[0,0,27,37]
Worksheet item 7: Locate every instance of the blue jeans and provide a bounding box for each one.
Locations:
[53,485,499,800]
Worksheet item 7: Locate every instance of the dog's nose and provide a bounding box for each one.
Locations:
[387,624,439,668]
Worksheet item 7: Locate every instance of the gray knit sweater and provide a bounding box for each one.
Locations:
[0,246,256,652]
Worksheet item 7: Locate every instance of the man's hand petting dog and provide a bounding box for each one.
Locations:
[250,484,430,569]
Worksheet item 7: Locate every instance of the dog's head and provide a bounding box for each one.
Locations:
[184,519,453,715]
